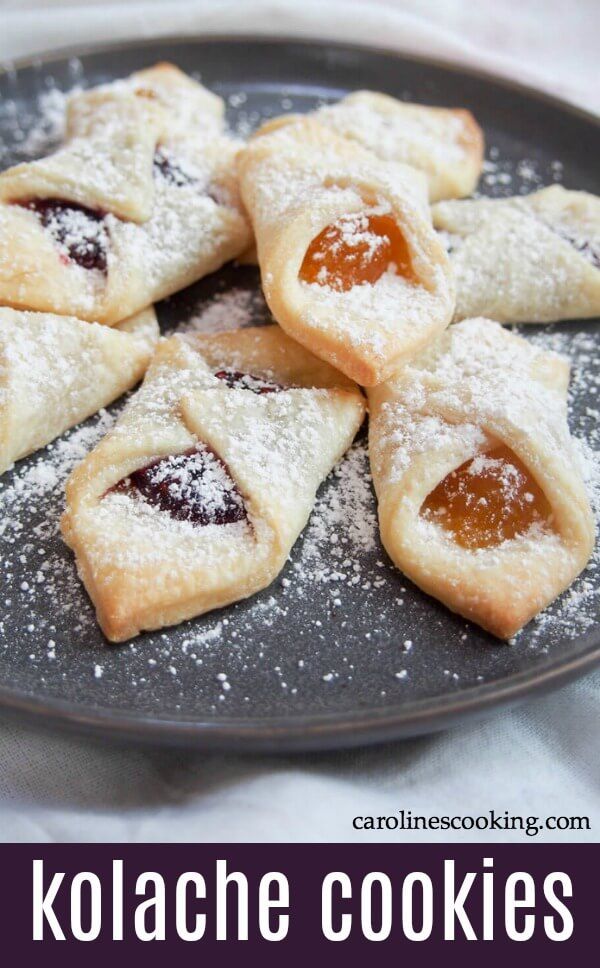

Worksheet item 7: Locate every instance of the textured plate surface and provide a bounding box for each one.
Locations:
[0,37,599,751]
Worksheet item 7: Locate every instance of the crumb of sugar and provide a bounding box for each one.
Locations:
[477,150,563,198]
[523,327,600,640]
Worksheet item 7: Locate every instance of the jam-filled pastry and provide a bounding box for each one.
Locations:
[433,185,600,322]
[263,93,483,201]
[61,325,366,641]
[0,63,251,324]
[368,318,594,639]
[0,305,158,476]
[238,117,455,386]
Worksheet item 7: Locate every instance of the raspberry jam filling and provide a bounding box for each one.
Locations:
[153,146,198,188]
[420,444,553,550]
[214,369,286,394]
[299,213,418,291]
[114,447,246,527]
[23,199,109,272]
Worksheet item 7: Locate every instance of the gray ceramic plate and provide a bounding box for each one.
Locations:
[0,37,599,751]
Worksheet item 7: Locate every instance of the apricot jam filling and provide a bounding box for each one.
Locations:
[420,444,553,550]
[299,213,418,291]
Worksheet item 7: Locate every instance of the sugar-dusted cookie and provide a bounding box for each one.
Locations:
[0,63,251,324]
[238,117,455,385]
[368,318,594,638]
[0,305,158,476]
[61,325,366,641]
[312,91,484,201]
[433,185,600,322]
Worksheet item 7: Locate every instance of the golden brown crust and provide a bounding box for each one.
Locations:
[0,63,250,324]
[310,92,484,201]
[61,325,366,641]
[238,117,455,385]
[0,305,158,476]
[368,319,594,639]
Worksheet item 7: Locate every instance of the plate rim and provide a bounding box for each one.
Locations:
[0,630,599,751]
[2,32,599,126]
[0,34,599,752]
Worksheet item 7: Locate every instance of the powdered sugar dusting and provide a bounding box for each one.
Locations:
[0,67,597,720]
[523,326,600,642]
[178,288,264,334]
[291,437,378,586]
[0,86,71,166]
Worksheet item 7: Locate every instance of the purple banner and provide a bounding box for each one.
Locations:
[0,845,595,963]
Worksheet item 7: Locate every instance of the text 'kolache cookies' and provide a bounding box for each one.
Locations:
[61,326,366,641]
[238,116,456,386]
[0,63,251,325]
[368,318,594,639]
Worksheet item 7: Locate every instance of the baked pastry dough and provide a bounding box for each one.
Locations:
[368,318,594,638]
[264,93,483,201]
[0,305,159,476]
[0,63,251,324]
[433,185,600,322]
[238,117,455,386]
[61,325,366,641]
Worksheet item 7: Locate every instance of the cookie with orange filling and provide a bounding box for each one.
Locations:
[238,117,455,386]
[368,318,594,639]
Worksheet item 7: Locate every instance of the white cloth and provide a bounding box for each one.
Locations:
[0,0,598,843]
[2,0,599,113]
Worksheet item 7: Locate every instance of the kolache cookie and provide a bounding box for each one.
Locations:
[368,318,594,639]
[0,63,251,325]
[61,325,366,641]
[0,305,158,476]
[312,91,484,201]
[238,116,455,386]
[433,185,600,322]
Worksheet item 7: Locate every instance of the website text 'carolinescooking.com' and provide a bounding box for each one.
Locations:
[353,810,591,838]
